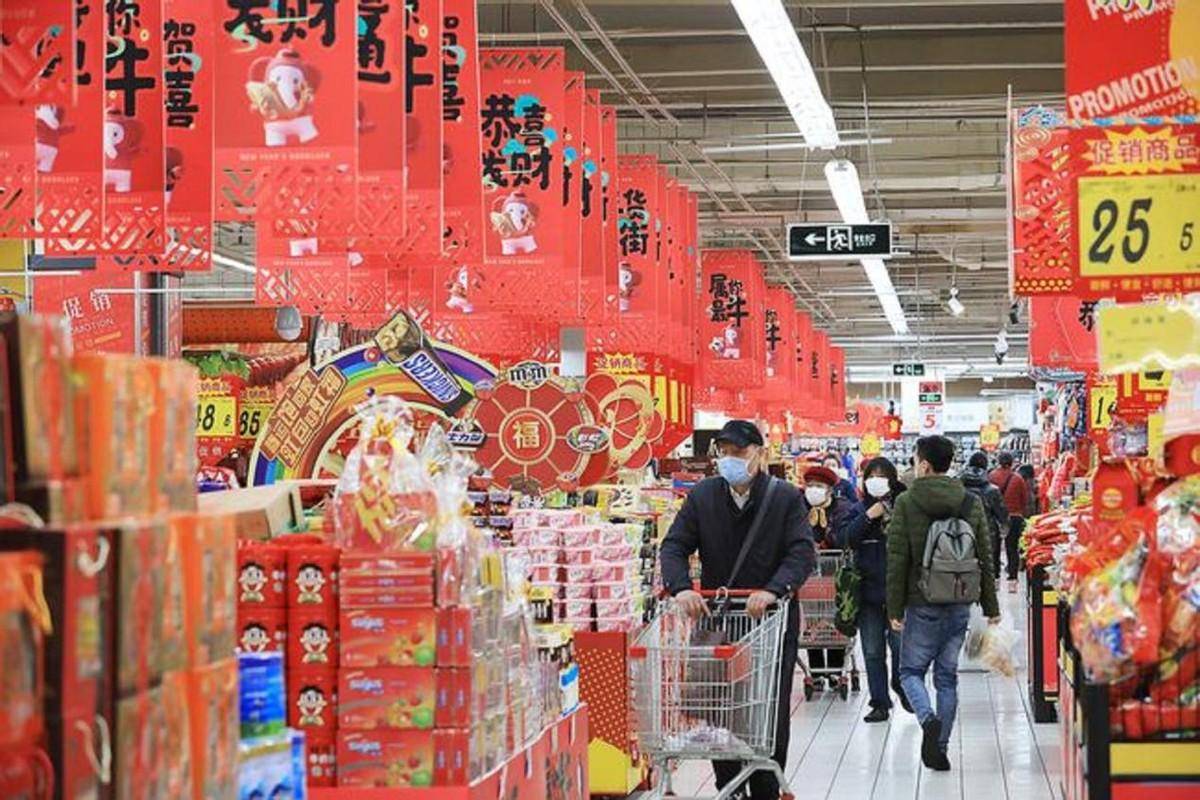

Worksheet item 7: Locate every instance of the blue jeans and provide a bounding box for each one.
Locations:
[899,604,971,752]
[858,603,901,710]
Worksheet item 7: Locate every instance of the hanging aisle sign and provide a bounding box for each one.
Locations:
[559,72,586,321]
[102,0,165,254]
[212,0,356,232]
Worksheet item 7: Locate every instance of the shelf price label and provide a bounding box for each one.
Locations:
[1088,382,1117,432]
[238,402,274,440]
[1078,173,1200,279]
[196,396,237,438]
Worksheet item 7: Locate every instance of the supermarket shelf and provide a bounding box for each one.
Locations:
[312,791,468,800]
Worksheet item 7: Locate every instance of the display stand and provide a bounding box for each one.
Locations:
[575,631,645,795]
[310,706,588,800]
[1058,611,1200,800]
[1026,565,1059,723]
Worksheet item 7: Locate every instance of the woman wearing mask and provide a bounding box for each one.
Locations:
[802,464,864,691]
[831,456,911,721]
[823,452,858,503]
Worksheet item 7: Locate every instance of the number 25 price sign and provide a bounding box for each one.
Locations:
[1074,125,1200,299]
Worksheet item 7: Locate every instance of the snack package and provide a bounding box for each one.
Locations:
[966,620,1019,677]
[238,651,287,740]
[340,607,436,668]
[189,659,240,800]
[336,730,436,788]
[161,670,194,799]
[289,606,339,668]
[287,542,340,609]
[338,668,437,730]
[0,551,48,750]
[238,733,302,800]
[330,398,438,552]
[238,540,288,609]
[289,667,337,735]
[239,606,288,654]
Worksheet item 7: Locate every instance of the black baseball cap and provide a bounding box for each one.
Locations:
[714,419,764,448]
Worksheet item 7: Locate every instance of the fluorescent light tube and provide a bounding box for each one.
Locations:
[730,0,839,149]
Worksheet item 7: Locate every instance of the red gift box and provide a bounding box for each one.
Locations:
[288,606,338,669]
[340,607,436,668]
[338,667,437,730]
[305,732,338,788]
[433,728,469,786]
[287,543,340,609]
[336,730,437,788]
[238,605,287,655]
[436,607,471,668]
[289,667,338,734]
[237,540,287,609]
[436,668,469,729]
[339,551,434,608]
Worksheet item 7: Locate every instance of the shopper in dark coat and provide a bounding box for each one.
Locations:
[961,451,1010,580]
[660,419,816,800]
[802,464,864,690]
[830,456,909,721]
[990,451,1032,591]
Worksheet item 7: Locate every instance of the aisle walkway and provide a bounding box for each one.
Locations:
[667,587,1062,799]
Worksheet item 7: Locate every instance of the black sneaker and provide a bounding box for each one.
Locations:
[892,679,914,714]
[863,707,889,723]
[921,718,947,770]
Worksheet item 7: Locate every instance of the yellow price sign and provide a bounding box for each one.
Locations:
[1077,173,1200,278]
[196,396,236,438]
[860,432,881,458]
[1098,301,1200,373]
[1147,412,1165,463]
[980,423,1001,451]
[1088,382,1117,431]
[238,402,274,440]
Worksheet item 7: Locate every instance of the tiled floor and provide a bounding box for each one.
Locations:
[663,585,1062,799]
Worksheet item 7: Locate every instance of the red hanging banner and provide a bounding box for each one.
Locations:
[477,47,571,318]
[355,0,407,243]
[102,0,165,254]
[600,104,619,320]
[440,0,484,265]
[255,226,349,314]
[39,0,105,252]
[0,108,35,238]
[1010,112,1073,296]
[33,267,138,354]
[699,249,764,392]
[1029,296,1099,372]
[402,0,443,258]
[615,154,659,321]
[579,88,604,324]
[559,72,586,321]
[212,0,357,230]
[831,344,847,419]
[0,0,75,104]
[1065,1,1198,121]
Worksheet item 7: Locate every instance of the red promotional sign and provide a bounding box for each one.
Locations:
[756,287,793,409]
[579,89,604,323]
[793,310,815,398]
[212,0,356,229]
[255,226,349,315]
[402,0,442,257]
[355,0,406,241]
[478,47,572,318]
[600,104,619,320]
[102,0,165,254]
[39,0,105,252]
[699,250,764,391]
[560,72,586,321]
[1029,296,1099,371]
[0,110,35,238]
[0,0,75,103]
[1065,1,1198,120]
[441,0,484,265]
[1011,113,1074,296]
[33,268,137,354]
[831,344,847,418]
[615,154,660,320]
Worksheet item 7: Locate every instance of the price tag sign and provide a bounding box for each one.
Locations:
[1077,173,1200,279]
[980,423,1001,451]
[1098,301,1200,374]
[238,402,274,440]
[1088,382,1117,432]
[860,432,881,459]
[196,396,236,438]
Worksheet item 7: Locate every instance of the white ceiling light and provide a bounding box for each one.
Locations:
[823,159,909,335]
[730,0,839,149]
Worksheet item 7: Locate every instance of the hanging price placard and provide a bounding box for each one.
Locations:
[1077,173,1200,280]
[1088,380,1117,432]
[196,396,236,438]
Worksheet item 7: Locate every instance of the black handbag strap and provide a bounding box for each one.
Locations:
[714,477,780,615]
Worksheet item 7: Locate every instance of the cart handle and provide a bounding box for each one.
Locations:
[628,643,739,661]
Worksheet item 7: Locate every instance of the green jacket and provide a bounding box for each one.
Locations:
[885,474,1000,620]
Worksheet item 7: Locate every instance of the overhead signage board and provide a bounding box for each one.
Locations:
[786,222,893,261]
[918,379,945,435]
[892,362,926,377]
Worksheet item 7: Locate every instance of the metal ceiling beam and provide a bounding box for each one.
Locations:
[480,21,1063,43]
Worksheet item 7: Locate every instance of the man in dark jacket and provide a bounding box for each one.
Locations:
[661,419,816,800]
[961,451,1009,580]
[887,435,1001,772]
[990,450,1032,592]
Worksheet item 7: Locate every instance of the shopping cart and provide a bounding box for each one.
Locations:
[629,590,794,800]
[796,550,859,701]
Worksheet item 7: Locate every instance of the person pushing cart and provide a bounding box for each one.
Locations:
[659,420,817,799]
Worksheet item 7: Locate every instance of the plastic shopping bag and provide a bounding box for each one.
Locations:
[966,620,1019,677]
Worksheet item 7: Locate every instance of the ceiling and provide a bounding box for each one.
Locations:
[200,0,1066,382]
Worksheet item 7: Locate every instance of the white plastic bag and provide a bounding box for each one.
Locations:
[968,621,1019,677]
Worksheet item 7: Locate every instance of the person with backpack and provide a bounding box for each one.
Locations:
[887,435,1001,771]
[961,451,1009,580]
[829,456,910,722]
[989,451,1032,593]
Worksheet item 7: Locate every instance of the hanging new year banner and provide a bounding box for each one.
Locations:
[402,0,442,257]
[699,249,764,390]
[212,0,356,229]
[255,226,349,314]
[0,0,75,103]
[760,287,792,401]
[102,0,165,254]
[560,72,585,321]
[831,344,847,418]
[600,104,619,320]
[0,110,35,238]
[579,89,604,323]
[1065,0,1198,121]
[615,154,659,322]
[39,0,105,252]
[355,0,406,241]
[812,330,832,420]
[1010,108,1073,296]
[478,47,571,317]
[1029,296,1099,371]
[441,0,484,265]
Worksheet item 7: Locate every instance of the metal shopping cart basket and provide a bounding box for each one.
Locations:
[796,549,859,700]
[629,590,793,800]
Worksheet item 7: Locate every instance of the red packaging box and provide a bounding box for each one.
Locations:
[0,747,46,800]
[336,730,436,788]
[287,543,340,609]
[288,606,338,669]
[238,605,287,655]
[178,512,237,667]
[433,729,469,786]
[339,552,434,607]
[289,667,338,735]
[305,732,338,788]
[340,586,436,607]
[188,659,240,800]
[237,540,287,609]
[340,607,436,668]
[50,711,104,800]
[112,521,170,698]
[338,667,437,731]
[436,607,472,667]
[114,687,167,799]
[436,668,469,729]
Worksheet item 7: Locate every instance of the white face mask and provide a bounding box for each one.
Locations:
[865,476,891,499]
[805,486,829,507]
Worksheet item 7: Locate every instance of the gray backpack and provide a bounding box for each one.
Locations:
[918,494,982,604]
